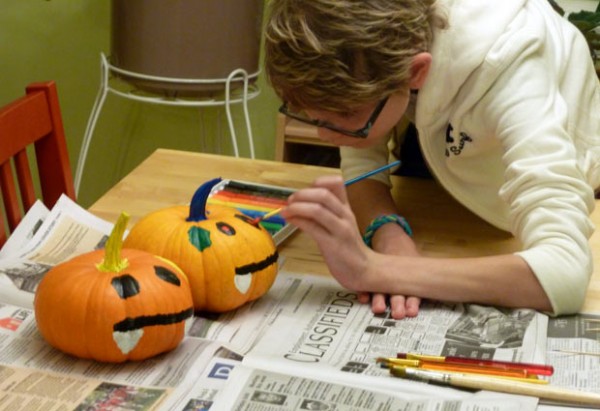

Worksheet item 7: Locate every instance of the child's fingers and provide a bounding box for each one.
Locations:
[284,200,358,239]
[311,175,348,204]
[287,180,349,219]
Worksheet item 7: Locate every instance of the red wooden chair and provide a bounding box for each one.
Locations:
[0,81,75,247]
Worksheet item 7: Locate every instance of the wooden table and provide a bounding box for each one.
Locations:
[89,148,600,313]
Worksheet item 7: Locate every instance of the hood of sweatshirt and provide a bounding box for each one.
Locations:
[415,0,567,231]
[417,0,527,126]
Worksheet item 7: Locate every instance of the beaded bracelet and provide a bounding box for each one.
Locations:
[362,214,413,248]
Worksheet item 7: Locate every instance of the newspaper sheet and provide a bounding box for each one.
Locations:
[186,271,308,355]
[241,272,547,406]
[2,195,598,410]
[159,353,242,411]
[0,195,114,309]
[210,364,538,411]
[0,200,49,260]
[0,302,227,409]
[545,313,600,392]
[0,363,169,411]
[535,315,599,411]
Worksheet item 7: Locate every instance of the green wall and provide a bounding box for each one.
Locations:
[0,1,280,208]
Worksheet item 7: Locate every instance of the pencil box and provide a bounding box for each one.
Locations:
[208,179,297,246]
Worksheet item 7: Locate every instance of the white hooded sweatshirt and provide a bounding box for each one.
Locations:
[340,0,600,315]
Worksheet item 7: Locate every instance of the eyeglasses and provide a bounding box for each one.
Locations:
[278,97,389,138]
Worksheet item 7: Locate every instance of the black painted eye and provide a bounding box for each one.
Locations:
[112,274,140,299]
[235,214,261,229]
[155,266,181,286]
[217,222,236,236]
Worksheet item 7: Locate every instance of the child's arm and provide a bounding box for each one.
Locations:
[282,175,553,313]
[347,179,421,318]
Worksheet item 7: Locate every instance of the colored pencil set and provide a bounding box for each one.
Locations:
[208,179,297,244]
[208,161,402,243]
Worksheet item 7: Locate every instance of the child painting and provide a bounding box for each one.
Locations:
[264,0,600,319]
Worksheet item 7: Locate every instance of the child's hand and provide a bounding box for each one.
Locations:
[357,292,420,319]
[282,175,422,319]
[360,222,421,319]
[280,175,372,291]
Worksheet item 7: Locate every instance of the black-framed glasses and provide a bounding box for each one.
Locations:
[278,97,389,138]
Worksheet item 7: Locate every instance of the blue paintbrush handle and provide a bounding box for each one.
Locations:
[255,160,401,223]
[344,160,401,186]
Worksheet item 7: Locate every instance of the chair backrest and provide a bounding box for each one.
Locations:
[0,81,75,247]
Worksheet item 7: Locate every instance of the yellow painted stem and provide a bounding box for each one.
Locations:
[97,212,130,273]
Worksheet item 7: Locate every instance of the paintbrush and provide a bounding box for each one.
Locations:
[390,366,600,408]
[251,160,401,224]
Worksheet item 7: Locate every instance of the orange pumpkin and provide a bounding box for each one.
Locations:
[34,213,194,363]
[123,178,279,312]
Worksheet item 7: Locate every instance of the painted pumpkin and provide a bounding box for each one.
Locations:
[123,178,279,312]
[34,212,194,363]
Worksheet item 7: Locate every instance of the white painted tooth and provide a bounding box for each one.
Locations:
[184,316,194,335]
[234,273,252,294]
[113,329,144,354]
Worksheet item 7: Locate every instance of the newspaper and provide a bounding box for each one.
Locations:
[242,273,548,380]
[210,364,537,411]
[0,195,596,410]
[218,272,546,409]
[545,313,600,391]
[0,195,114,309]
[158,351,243,411]
[182,273,543,409]
[0,200,49,260]
[186,272,311,355]
[0,363,169,411]
[0,301,227,410]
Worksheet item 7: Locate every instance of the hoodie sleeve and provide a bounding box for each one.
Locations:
[476,6,597,315]
[340,138,392,186]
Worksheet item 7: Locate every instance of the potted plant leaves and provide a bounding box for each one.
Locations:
[548,0,600,75]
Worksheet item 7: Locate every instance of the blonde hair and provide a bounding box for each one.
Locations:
[264,0,446,112]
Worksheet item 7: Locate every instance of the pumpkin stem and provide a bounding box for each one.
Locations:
[97,212,130,273]
[187,177,222,222]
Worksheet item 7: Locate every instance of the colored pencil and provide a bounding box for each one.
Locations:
[208,198,276,213]
[259,221,285,234]
[208,180,293,236]
[377,357,535,379]
[230,208,287,226]
[212,190,288,206]
[397,352,554,376]
[225,180,293,199]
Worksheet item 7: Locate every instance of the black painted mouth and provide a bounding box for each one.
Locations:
[113,307,194,332]
[235,251,279,275]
